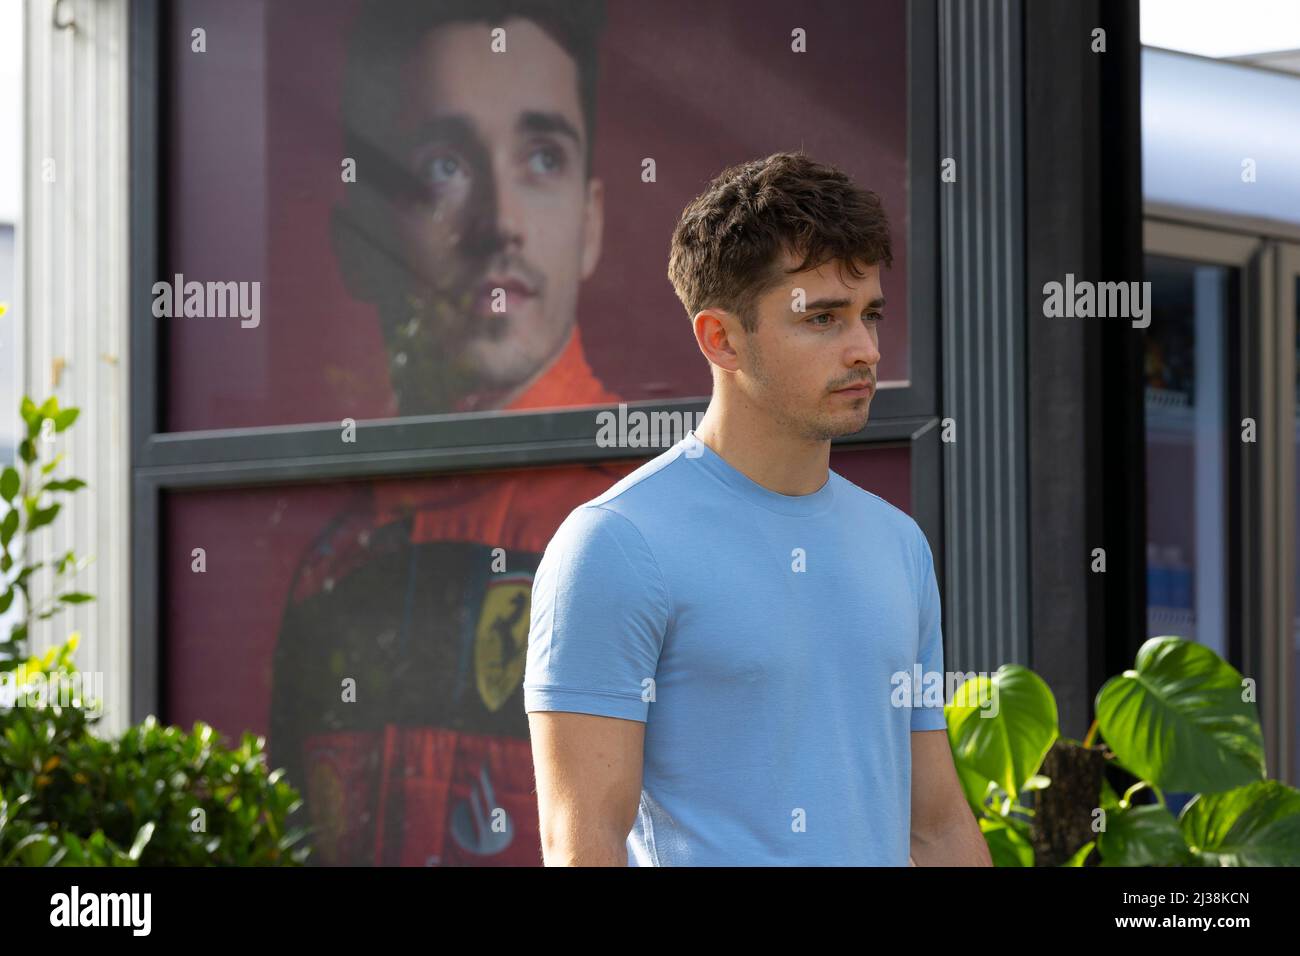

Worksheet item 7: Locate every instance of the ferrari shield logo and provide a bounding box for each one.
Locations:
[474,573,533,711]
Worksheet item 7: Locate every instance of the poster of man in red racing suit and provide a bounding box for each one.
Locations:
[266,0,639,865]
[269,328,637,865]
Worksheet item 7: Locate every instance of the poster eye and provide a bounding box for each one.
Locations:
[529,145,565,175]
[424,155,460,183]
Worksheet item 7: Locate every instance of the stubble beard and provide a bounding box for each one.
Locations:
[747,334,869,442]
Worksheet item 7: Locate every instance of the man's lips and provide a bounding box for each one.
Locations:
[481,277,536,297]
[833,380,875,395]
[473,278,535,316]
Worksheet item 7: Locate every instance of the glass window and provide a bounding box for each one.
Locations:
[1143,255,1239,660]
[160,0,912,431]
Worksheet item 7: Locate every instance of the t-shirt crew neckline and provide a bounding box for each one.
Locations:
[681,429,837,518]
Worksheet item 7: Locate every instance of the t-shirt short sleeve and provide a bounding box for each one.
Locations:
[523,504,670,723]
[911,525,949,732]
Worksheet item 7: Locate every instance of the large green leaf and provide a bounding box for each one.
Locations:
[42,478,87,494]
[0,467,19,502]
[1095,636,1264,794]
[1099,775,1121,811]
[956,763,999,815]
[947,665,1059,805]
[979,816,1035,867]
[1179,780,1300,866]
[0,510,18,547]
[1097,803,1195,866]
[52,408,79,432]
[1061,841,1096,866]
[26,503,61,534]
[19,397,38,432]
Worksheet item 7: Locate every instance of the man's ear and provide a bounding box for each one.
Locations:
[694,308,741,375]
[578,176,604,282]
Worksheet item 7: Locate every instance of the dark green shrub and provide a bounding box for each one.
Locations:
[1,680,308,865]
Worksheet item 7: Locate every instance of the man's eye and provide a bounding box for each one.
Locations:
[423,155,462,184]
[809,312,884,327]
[528,145,566,176]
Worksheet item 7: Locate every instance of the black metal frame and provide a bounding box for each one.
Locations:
[1023,0,1146,739]
[128,0,944,723]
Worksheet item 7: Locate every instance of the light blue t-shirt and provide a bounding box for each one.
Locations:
[523,430,947,865]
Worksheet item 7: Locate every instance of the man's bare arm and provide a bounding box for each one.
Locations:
[910,729,992,866]
[528,711,645,865]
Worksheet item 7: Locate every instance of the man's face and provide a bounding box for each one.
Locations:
[738,251,884,441]
[387,17,603,410]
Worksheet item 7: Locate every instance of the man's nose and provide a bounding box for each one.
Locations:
[846,317,882,366]
[466,163,525,256]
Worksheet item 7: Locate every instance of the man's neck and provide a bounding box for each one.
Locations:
[441,324,587,414]
[692,395,832,497]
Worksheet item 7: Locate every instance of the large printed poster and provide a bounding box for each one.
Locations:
[160,0,913,865]
[163,0,910,430]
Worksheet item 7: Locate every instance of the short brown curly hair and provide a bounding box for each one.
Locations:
[667,151,893,334]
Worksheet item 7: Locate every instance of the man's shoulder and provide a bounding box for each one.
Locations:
[533,448,685,611]
[829,473,926,547]
[555,440,696,537]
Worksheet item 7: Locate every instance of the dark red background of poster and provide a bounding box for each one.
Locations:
[162,0,910,431]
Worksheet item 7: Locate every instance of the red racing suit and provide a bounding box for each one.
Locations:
[269,330,634,865]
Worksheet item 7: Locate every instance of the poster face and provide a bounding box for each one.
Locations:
[328,2,620,418]
[163,0,910,430]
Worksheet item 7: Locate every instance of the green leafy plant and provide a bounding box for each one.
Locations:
[0,395,91,669]
[948,635,1300,866]
[0,394,309,865]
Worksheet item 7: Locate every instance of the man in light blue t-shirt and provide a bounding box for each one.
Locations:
[524,151,990,867]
